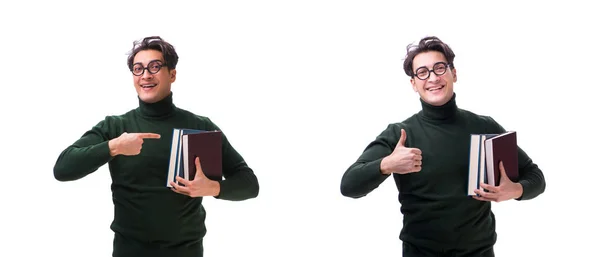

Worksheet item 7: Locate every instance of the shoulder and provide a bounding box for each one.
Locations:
[96,109,138,135]
[459,108,490,122]
[102,109,137,124]
[458,108,505,133]
[380,114,418,138]
[94,110,131,125]
[176,107,219,130]
[390,113,419,131]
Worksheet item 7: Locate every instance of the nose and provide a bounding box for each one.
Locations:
[427,71,440,82]
[141,69,154,79]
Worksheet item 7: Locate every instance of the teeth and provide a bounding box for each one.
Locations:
[142,84,156,88]
[428,86,443,91]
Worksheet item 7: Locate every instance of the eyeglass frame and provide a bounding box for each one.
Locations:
[131,60,167,76]
[413,61,453,80]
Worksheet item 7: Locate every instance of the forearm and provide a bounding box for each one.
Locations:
[53,141,113,181]
[215,166,259,201]
[341,124,399,198]
[516,161,546,200]
[213,130,260,201]
[515,146,546,200]
[340,158,390,198]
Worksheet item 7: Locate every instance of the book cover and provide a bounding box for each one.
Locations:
[179,129,207,181]
[183,131,223,182]
[484,131,519,186]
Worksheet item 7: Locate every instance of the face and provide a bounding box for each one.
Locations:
[410,51,456,106]
[131,49,176,103]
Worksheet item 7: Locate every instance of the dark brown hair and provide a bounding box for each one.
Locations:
[127,36,179,71]
[403,36,455,77]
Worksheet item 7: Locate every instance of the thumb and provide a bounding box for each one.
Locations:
[396,129,407,148]
[194,156,206,180]
[499,161,508,182]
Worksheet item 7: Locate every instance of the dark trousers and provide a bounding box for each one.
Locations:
[112,232,203,257]
[403,241,494,257]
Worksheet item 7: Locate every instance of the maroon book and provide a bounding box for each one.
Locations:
[182,131,223,181]
[484,131,518,186]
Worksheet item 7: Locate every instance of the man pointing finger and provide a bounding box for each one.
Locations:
[53,36,259,257]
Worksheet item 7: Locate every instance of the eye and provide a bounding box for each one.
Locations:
[434,66,446,73]
[416,68,428,76]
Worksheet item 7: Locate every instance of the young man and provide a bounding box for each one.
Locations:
[340,36,545,257]
[53,36,259,257]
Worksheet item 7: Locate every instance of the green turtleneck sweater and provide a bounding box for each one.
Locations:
[53,92,259,256]
[340,93,545,251]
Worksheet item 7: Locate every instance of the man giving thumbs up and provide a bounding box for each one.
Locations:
[340,36,545,257]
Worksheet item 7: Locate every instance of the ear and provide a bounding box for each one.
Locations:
[170,69,177,83]
[410,78,418,92]
[451,68,457,82]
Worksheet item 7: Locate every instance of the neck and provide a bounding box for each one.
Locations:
[419,93,458,122]
[137,92,176,118]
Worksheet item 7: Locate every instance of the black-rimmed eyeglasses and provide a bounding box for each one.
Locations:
[131,60,165,76]
[414,62,451,80]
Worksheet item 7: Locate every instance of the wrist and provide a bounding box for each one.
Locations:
[515,182,524,199]
[108,138,121,156]
[211,180,221,197]
[380,157,392,175]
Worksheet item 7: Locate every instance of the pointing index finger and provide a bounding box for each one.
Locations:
[138,133,161,139]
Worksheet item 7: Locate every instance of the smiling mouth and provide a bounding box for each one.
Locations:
[141,84,156,89]
[427,85,444,92]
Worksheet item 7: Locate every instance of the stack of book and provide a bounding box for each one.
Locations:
[166,128,223,187]
[467,131,519,196]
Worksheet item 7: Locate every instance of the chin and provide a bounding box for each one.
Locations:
[138,93,159,103]
[422,93,452,106]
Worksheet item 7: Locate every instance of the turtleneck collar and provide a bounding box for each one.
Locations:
[136,92,176,119]
[419,93,458,122]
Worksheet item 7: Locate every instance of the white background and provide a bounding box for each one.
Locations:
[1,0,598,256]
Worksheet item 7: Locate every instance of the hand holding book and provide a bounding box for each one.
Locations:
[467,131,519,197]
[170,156,221,197]
[166,128,223,185]
[472,161,523,202]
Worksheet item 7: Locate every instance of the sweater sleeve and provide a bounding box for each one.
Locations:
[53,118,116,181]
[486,116,546,200]
[207,120,259,201]
[340,124,399,198]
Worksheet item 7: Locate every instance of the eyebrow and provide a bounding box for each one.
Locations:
[415,61,447,70]
[133,59,164,66]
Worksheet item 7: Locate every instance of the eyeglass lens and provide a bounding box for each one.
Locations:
[132,60,163,76]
